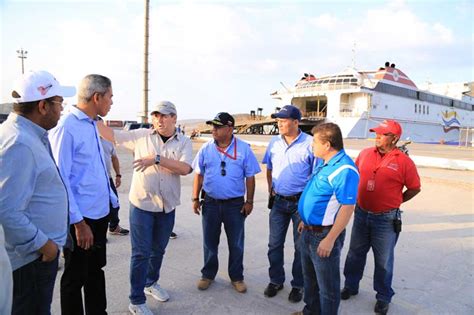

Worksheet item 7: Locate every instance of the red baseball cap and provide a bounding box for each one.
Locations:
[370,120,402,137]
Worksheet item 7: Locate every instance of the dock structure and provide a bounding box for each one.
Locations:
[199,117,279,135]
[199,116,324,135]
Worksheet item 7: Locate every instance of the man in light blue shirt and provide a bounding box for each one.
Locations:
[49,74,116,315]
[0,70,75,314]
[262,105,316,303]
[192,112,261,294]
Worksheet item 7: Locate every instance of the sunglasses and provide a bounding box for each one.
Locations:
[221,161,226,176]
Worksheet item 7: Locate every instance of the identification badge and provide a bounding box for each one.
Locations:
[366,179,376,191]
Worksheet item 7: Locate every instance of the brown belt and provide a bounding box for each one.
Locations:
[303,225,333,233]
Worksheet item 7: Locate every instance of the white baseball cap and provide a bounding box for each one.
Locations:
[12,70,76,103]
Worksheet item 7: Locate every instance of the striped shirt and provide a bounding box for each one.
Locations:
[298,149,359,226]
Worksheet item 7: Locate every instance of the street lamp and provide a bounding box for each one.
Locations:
[16,48,28,74]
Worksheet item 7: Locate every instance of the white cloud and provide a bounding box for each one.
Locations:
[309,13,339,29]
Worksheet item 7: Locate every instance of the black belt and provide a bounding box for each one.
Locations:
[358,206,398,216]
[303,224,333,233]
[205,195,244,203]
[275,193,302,202]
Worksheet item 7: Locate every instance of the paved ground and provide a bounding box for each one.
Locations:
[51,140,474,314]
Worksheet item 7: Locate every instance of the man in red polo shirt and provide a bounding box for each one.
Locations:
[341,120,421,315]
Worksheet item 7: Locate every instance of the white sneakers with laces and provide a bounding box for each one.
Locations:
[144,282,170,302]
[129,303,153,315]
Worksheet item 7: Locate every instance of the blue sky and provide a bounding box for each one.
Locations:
[1,0,472,120]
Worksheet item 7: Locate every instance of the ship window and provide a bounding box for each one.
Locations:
[329,79,336,83]
[427,106,429,115]
[336,79,343,83]
[322,80,329,84]
[422,105,425,114]
[350,78,358,84]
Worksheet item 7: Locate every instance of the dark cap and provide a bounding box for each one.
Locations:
[206,112,235,127]
[271,105,302,121]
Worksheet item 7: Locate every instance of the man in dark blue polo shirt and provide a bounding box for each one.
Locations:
[293,123,359,315]
[192,112,261,294]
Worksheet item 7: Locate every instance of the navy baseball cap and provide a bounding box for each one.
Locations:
[271,105,302,121]
[206,112,235,127]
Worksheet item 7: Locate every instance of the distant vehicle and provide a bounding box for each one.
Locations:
[106,120,124,128]
[123,122,152,131]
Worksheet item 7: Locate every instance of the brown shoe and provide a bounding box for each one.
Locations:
[231,280,247,293]
[197,278,213,290]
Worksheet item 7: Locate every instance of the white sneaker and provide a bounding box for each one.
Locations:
[129,303,153,315]
[144,282,170,302]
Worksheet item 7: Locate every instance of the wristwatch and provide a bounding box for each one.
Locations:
[155,154,161,165]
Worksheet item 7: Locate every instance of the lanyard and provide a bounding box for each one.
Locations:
[371,149,397,178]
[216,139,237,160]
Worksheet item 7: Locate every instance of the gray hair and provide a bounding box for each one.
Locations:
[78,74,112,103]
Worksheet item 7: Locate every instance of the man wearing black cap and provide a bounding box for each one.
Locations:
[191,112,261,293]
[262,105,317,302]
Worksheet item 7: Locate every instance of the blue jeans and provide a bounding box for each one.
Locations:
[301,229,345,315]
[129,204,175,305]
[343,205,399,303]
[12,254,59,315]
[268,196,303,288]
[201,196,245,281]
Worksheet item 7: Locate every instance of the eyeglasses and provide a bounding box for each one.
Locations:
[49,100,64,107]
[212,125,228,130]
[220,161,226,176]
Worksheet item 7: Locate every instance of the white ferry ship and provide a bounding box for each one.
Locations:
[271,62,473,144]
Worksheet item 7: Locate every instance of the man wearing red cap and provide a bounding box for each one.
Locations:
[341,120,421,315]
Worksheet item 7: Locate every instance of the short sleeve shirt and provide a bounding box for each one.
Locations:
[356,147,421,212]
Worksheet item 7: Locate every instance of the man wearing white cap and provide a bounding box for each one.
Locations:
[98,101,193,315]
[49,74,118,314]
[0,70,75,314]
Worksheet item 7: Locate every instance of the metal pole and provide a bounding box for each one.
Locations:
[16,48,28,74]
[143,0,150,123]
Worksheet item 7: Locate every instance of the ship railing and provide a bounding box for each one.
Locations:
[303,111,326,120]
[296,83,360,92]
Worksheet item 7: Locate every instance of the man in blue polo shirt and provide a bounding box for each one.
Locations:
[262,105,315,303]
[293,123,359,315]
[192,112,261,294]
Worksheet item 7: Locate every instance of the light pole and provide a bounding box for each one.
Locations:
[16,48,28,74]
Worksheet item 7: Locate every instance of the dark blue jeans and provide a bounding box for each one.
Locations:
[343,206,399,303]
[12,253,59,315]
[301,229,345,315]
[129,204,175,305]
[268,196,303,288]
[201,196,245,281]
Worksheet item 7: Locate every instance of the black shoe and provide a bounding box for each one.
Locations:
[170,232,178,239]
[264,283,283,297]
[288,288,303,303]
[374,301,389,315]
[341,287,358,300]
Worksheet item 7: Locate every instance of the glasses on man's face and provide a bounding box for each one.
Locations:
[49,100,64,107]
[220,161,226,176]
